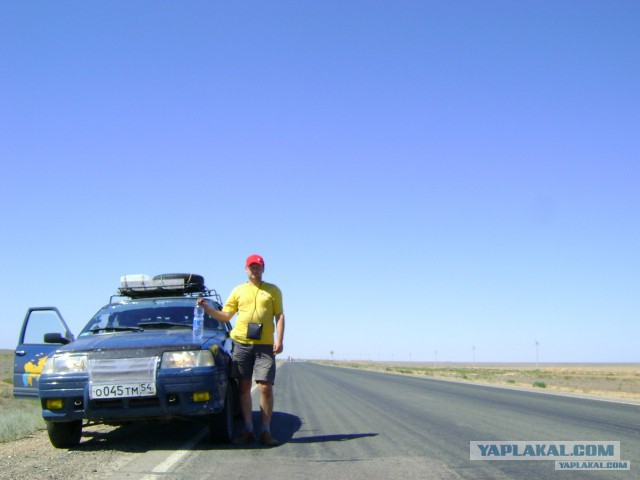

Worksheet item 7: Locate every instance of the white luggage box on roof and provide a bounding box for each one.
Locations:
[120,274,154,290]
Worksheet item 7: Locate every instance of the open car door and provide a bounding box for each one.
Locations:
[14,307,74,398]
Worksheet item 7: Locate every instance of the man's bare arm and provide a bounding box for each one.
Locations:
[196,298,234,323]
[273,313,285,354]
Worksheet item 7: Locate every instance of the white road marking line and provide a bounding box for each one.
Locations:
[140,428,208,479]
[138,362,286,478]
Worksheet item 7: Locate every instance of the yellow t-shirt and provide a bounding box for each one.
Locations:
[223,282,283,345]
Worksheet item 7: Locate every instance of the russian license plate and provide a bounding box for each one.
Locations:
[90,382,156,399]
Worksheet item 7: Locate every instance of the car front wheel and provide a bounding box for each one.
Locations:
[46,420,82,448]
[208,385,233,443]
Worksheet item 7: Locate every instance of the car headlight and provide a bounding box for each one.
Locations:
[161,350,214,368]
[42,354,88,375]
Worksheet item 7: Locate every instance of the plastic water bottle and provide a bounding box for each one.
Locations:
[193,305,204,342]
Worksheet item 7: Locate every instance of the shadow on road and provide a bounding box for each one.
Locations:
[271,411,378,445]
[268,410,301,444]
[72,411,302,452]
[288,433,378,443]
[73,419,206,452]
[70,411,374,451]
[233,411,377,448]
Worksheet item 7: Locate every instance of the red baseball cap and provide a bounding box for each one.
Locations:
[246,254,265,267]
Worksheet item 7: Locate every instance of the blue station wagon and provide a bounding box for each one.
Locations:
[14,274,236,448]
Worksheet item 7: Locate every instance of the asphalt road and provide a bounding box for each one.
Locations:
[109,362,639,479]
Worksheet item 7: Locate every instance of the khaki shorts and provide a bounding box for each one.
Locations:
[231,343,276,384]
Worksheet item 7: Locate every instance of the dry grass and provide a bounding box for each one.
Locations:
[0,351,46,443]
[314,360,640,402]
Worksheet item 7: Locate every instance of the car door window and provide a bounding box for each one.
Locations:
[14,308,72,398]
[23,309,68,344]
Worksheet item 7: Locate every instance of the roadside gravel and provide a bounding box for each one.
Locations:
[0,424,138,480]
[0,418,210,480]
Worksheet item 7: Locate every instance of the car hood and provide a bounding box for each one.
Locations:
[54,329,228,358]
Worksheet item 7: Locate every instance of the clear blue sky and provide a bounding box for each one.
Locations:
[1,1,638,362]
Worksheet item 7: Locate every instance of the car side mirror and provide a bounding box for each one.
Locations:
[44,332,72,345]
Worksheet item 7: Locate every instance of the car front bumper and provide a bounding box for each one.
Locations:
[39,366,229,423]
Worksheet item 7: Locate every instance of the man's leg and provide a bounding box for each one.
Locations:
[239,378,253,427]
[231,344,256,444]
[257,381,278,446]
[254,344,279,447]
[258,381,274,426]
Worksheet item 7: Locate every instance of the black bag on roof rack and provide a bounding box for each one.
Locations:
[153,274,205,293]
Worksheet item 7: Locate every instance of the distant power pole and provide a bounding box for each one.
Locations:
[330,350,334,361]
[472,345,476,363]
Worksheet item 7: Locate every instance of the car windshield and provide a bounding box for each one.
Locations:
[79,297,225,336]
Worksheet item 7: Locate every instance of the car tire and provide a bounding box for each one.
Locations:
[46,420,82,448]
[209,384,233,444]
[230,378,242,419]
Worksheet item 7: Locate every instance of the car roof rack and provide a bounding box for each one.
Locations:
[113,273,222,304]
[110,288,222,305]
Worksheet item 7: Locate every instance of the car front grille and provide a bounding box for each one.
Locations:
[88,356,158,384]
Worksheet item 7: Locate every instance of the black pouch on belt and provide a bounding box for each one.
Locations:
[246,323,263,340]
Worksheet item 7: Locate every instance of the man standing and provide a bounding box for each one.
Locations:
[197,254,285,446]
